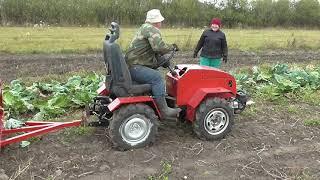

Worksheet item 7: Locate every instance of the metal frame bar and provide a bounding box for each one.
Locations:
[0,120,82,147]
[1,124,52,135]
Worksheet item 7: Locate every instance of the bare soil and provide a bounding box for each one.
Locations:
[1,50,320,82]
[0,50,320,180]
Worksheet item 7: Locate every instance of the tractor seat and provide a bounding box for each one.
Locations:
[103,30,151,97]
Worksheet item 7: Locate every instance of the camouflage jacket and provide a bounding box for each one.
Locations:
[125,23,174,68]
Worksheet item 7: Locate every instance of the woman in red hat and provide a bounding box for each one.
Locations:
[193,18,228,68]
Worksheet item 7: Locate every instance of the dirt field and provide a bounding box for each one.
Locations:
[1,50,320,83]
[1,50,320,180]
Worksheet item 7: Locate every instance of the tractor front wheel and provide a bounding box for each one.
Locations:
[109,104,158,150]
[193,97,234,140]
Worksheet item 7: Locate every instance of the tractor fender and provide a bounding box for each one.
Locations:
[107,96,161,118]
[187,88,234,108]
[185,88,234,121]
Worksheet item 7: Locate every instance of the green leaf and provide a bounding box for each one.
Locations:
[274,74,300,92]
[3,90,16,106]
[48,93,71,108]
[3,91,29,114]
[33,111,45,121]
[20,141,31,148]
[272,64,290,75]
[4,118,25,129]
[40,106,66,118]
[10,79,25,92]
[65,76,82,88]
[22,98,34,111]
[71,90,92,106]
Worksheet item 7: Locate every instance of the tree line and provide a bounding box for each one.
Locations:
[0,0,319,28]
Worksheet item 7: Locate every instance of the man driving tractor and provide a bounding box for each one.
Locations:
[125,9,181,119]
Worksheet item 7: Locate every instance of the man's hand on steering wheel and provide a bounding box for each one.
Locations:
[156,49,178,76]
[155,46,178,70]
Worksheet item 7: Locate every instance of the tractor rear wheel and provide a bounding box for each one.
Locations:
[193,97,234,140]
[109,104,158,150]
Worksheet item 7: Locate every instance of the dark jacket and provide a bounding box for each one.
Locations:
[194,29,228,59]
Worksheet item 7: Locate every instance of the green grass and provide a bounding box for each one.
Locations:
[0,27,320,54]
[148,161,172,180]
[62,126,95,143]
[304,119,320,127]
[300,90,320,106]
[286,105,300,114]
[241,105,260,117]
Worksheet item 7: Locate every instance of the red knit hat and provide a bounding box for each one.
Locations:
[211,18,221,27]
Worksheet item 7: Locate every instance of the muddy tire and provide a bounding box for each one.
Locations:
[109,104,158,151]
[193,98,234,140]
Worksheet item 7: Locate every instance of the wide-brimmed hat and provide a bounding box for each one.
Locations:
[145,9,165,23]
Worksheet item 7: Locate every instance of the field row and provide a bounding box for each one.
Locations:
[0,27,319,54]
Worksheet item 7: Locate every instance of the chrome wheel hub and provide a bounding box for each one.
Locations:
[120,115,151,145]
[204,108,229,135]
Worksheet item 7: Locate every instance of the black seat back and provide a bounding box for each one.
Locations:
[103,23,132,97]
[103,22,152,97]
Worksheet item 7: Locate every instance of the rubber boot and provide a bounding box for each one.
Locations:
[154,97,181,119]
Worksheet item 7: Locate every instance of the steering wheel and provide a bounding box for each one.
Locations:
[156,48,178,76]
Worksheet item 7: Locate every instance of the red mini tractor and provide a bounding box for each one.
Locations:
[87,23,248,150]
